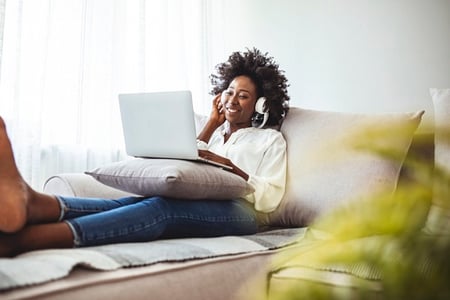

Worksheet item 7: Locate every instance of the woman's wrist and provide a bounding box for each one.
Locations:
[205,118,223,130]
[230,164,249,181]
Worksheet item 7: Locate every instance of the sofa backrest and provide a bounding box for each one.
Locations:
[266,107,425,227]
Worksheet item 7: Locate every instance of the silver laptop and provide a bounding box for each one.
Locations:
[118,91,232,170]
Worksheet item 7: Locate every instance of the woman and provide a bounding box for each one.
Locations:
[0,48,290,256]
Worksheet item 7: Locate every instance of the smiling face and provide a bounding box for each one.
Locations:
[221,75,258,132]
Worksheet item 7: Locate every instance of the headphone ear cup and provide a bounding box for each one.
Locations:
[254,97,269,128]
[255,97,266,114]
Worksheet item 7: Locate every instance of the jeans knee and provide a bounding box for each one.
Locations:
[139,196,170,211]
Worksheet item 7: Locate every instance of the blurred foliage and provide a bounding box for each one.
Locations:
[267,128,450,300]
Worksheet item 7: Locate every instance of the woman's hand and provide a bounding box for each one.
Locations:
[208,93,226,127]
[198,150,249,181]
[198,149,230,166]
[197,94,226,145]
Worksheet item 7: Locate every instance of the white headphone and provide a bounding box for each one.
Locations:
[254,97,269,128]
[221,93,269,128]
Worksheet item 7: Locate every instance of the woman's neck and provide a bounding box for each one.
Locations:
[223,121,252,142]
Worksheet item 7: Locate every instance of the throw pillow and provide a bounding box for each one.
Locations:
[86,158,254,200]
[424,88,450,235]
[266,107,424,227]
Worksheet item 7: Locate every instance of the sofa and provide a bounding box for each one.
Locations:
[1,88,447,300]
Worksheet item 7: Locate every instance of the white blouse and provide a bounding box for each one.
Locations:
[198,123,287,213]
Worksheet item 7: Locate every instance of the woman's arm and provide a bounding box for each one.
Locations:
[244,132,287,212]
[198,149,249,181]
[196,93,249,180]
[197,94,225,144]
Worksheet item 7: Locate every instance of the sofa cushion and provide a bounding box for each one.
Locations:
[424,88,450,235]
[267,108,424,227]
[86,158,254,200]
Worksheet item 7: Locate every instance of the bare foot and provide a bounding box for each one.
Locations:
[0,117,29,233]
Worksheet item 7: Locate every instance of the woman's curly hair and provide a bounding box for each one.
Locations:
[210,48,290,127]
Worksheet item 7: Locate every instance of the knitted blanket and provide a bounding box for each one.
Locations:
[0,227,305,291]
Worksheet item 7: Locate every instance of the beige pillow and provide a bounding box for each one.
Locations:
[86,158,254,200]
[424,88,450,235]
[266,107,424,227]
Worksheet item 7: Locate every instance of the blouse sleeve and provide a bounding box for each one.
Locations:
[244,132,287,213]
[196,139,209,150]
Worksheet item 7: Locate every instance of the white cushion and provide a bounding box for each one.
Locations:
[424,88,450,235]
[431,88,450,178]
[267,107,424,227]
[44,173,136,198]
[86,158,254,200]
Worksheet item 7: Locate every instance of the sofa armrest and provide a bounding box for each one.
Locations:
[43,173,137,198]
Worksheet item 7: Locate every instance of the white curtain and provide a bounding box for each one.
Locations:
[0,0,5,76]
[0,0,226,190]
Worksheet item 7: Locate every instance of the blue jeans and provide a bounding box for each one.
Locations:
[58,196,258,247]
